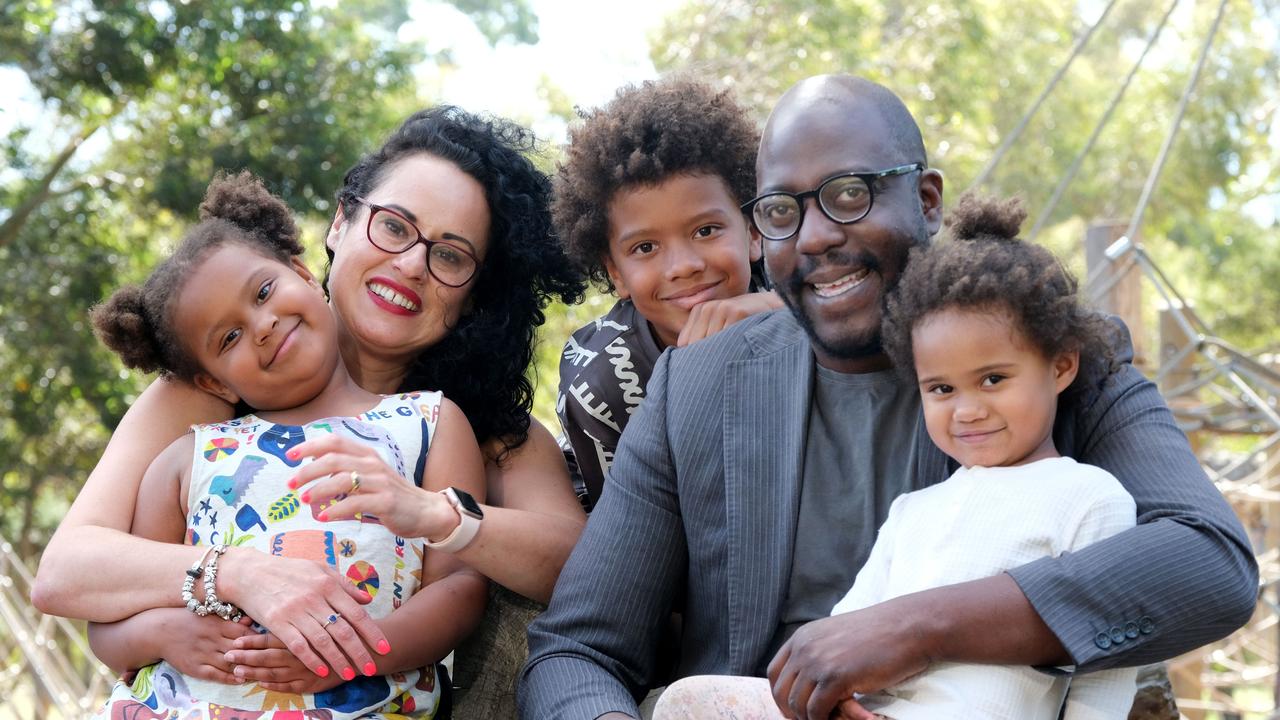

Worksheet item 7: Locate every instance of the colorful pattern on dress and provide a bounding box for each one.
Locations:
[92,392,443,720]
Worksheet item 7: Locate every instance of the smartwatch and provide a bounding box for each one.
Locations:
[425,487,484,553]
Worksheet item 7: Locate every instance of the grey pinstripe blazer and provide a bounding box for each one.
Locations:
[520,310,1256,720]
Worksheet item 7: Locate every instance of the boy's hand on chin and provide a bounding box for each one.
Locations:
[677,291,784,347]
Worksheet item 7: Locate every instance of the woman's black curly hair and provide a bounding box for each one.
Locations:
[552,76,759,288]
[882,193,1118,397]
[332,106,585,458]
[92,171,303,380]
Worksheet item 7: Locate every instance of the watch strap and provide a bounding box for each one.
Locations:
[425,487,482,553]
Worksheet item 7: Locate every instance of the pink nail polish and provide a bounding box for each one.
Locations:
[341,666,355,681]
[301,492,311,503]
[363,661,377,676]
[286,448,300,460]
[315,665,329,677]
[377,639,391,654]
[288,477,298,489]
[317,511,328,521]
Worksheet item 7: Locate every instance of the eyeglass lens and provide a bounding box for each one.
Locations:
[751,175,874,241]
[368,207,476,286]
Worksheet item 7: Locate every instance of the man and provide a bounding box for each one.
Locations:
[519,75,1256,720]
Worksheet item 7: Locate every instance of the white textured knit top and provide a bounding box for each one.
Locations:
[831,456,1138,720]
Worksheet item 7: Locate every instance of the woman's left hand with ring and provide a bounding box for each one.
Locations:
[286,435,446,539]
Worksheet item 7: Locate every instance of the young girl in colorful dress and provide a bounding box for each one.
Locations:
[654,195,1138,720]
[88,172,488,719]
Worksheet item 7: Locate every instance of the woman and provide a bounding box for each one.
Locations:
[32,107,587,686]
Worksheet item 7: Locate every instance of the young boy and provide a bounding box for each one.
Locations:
[553,77,780,510]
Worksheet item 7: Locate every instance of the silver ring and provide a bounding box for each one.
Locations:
[321,612,340,628]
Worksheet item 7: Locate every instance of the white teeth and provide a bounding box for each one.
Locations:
[812,268,870,298]
[369,283,420,311]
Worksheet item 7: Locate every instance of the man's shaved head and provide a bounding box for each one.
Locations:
[760,75,927,177]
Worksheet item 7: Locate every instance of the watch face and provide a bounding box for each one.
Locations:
[452,487,484,518]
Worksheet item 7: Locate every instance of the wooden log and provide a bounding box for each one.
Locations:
[1086,221,1147,369]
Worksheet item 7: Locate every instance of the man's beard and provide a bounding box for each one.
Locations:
[775,264,889,361]
[772,243,907,362]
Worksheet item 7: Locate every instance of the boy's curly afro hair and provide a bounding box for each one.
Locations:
[882,193,1118,397]
[553,76,759,288]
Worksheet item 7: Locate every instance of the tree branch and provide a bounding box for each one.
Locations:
[0,123,100,248]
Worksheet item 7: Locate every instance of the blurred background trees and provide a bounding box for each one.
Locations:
[0,0,534,565]
[1,0,1277,698]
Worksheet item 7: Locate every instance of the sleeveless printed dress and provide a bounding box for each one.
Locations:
[95,392,446,720]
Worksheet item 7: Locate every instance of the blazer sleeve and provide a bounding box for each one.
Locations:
[521,350,687,719]
[1007,326,1258,671]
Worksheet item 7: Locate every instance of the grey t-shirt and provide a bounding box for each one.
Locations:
[768,363,922,660]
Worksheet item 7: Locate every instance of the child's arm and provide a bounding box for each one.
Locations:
[87,435,255,678]
[33,378,386,676]
[1060,479,1140,719]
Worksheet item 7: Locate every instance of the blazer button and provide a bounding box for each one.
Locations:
[1109,626,1126,644]
[1138,616,1155,634]
[1095,632,1113,650]
[1124,621,1140,639]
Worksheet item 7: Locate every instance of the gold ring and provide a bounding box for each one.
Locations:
[350,472,361,494]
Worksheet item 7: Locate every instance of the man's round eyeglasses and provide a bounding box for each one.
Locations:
[741,163,925,241]
[355,197,480,288]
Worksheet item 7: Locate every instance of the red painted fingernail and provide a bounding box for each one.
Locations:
[315,665,329,677]
[301,492,311,503]
[288,477,298,489]
[363,661,377,676]
[287,448,301,459]
[341,666,355,681]
[377,639,390,654]
[317,511,328,521]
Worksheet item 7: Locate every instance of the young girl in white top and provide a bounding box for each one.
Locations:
[654,194,1137,720]
[88,172,487,719]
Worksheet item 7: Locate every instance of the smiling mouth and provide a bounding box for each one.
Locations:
[267,323,299,367]
[811,267,871,298]
[663,280,724,310]
[368,281,421,312]
[954,428,1004,443]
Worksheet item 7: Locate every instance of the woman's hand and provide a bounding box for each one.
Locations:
[286,434,459,542]
[225,632,347,694]
[217,548,390,681]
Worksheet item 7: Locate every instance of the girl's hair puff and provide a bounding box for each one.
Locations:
[882,193,1118,396]
[92,171,303,380]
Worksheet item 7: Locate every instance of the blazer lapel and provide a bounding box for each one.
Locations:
[722,314,813,673]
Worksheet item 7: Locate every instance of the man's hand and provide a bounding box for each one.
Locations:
[767,603,932,720]
[767,575,1066,719]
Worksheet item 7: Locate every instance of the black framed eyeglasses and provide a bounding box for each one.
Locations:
[355,197,480,288]
[741,163,925,241]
